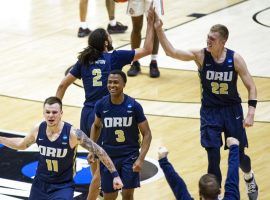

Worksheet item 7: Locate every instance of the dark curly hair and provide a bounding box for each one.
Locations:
[78,28,108,66]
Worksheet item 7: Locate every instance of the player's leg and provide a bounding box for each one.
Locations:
[127,0,144,76]
[121,153,140,200]
[149,25,160,78]
[29,178,48,200]
[100,161,119,200]
[103,191,118,200]
[145,0,160,78]
[127,15,143,77]
[87,161,101,200]
[200,106,223,186]
[78,0,91,37]
[224,104,258,200]
[81,107,102,200]
[49,184,75,200]
[122,188,135,200]
[239,149,258,200]
[205,147,222,187]
[106,0,128,34]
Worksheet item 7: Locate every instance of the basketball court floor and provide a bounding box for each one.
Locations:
[0,0,269,199]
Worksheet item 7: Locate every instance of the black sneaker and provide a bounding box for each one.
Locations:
[149,60,160,78]
[77,27,91,38]
[127,61,141,77]
[107,22,128,34]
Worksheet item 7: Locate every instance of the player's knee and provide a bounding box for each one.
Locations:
[80,0,88,4]
[122,189,134,200]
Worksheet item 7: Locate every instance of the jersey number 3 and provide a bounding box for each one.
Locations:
[115,130,126,142]
[211,82,228,94]
[92,69,102,86]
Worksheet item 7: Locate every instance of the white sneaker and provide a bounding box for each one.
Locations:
[158,146,169,160]
[245,173,258,200]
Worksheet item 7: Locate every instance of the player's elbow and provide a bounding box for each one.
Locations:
[145,131,152,142]
[17,143,28,150]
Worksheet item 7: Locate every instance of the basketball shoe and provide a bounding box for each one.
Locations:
[149,60,160,78]
[107,22,128,34]
[78,27,91,38]
[127,61,141,76]
[244,172,258,200]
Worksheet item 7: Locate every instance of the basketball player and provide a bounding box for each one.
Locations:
[0,96,123,200]
[153,13,258,200]
[90,70,152,200]
[126,0,161,78]
[56,5,155,200]
[158,137,240,200]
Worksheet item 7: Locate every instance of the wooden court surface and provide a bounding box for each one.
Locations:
[0,0,270,199]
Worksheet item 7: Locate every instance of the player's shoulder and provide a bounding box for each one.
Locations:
[96,95,110,106]
[125,95,142,110]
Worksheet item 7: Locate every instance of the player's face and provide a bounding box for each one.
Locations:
[107,74,125,96]
[43,103,62,127]
[206,31,225,52]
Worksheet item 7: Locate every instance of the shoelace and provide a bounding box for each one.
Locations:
[247,181,257,193]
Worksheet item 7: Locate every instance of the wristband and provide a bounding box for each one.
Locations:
[248,100,257,108]
[111,171,119,178]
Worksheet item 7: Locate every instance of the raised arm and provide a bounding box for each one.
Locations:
[56,73,77,100]
[223,137,240,200]
[234,53,257,127]
[132,120,152,172]
[0,124,38,150]
[154,11,203,65]
[133,3,155,61]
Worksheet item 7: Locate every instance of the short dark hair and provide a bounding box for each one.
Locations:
[109,70,127,83]
[210,24,229,41]
[199,174,220,199]
[44,96,62,110]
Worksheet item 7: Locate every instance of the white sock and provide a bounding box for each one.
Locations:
[109,19,117,26]
[244,171,253,181]
[151,54,158,61]
[80,22,88,29]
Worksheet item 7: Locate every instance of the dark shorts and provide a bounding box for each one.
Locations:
[80,106,102,144]
[200,104,248,149]
[100,152,140,193]
[29,178,75,200]
[80,106,95,137]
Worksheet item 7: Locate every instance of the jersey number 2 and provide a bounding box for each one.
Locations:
[92,69,102,86]
[211,82,228,94]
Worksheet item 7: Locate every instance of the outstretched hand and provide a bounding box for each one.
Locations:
[153,10,163,30]
[147,1,155,24]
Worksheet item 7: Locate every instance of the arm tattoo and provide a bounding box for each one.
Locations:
[75,129,116,173]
